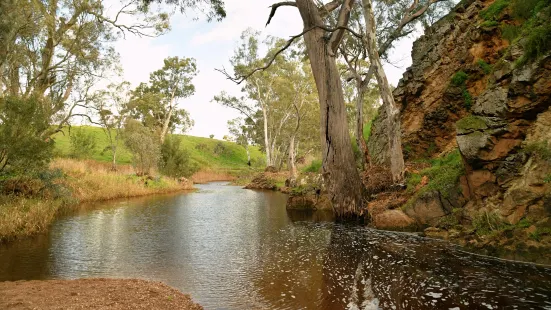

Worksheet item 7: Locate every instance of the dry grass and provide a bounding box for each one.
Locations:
[191,170,236,184]
[0,158,193,243]
[362,165,394,194]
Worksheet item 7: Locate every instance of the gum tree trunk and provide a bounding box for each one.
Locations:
[361,0,405,182]
[296,0,364,217]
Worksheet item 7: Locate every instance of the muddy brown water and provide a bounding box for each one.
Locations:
[1,182,551,309]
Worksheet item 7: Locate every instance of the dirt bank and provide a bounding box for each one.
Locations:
[0,278,202,310]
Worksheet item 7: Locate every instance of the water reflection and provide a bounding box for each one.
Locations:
[1,183,551,309]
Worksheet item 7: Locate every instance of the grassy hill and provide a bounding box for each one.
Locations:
[52,126,265,173]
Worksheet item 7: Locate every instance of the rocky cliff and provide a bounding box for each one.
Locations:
[369,0,551,262]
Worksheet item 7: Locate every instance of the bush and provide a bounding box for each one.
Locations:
[159,135,199,178]
[69,128,97,159]
[523,22,551,62]
[213,141,232,157]
[472,211,506,236]
[451,71,469,86]
[477,59,492,74]
[303,159,322,173]
[501,24,522,42]
[523,141,551,161]
[0,96,54,175]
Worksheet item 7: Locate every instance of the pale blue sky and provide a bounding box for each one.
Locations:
[113,0,418,138]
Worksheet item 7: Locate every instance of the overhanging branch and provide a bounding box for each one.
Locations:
[216,25,362,84]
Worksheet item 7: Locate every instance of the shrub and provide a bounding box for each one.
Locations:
[159,135,199,178]
[480,0,510,21]
[0,96,54,175]
[501,24,522,42]
[462,89,473,109]
[451,71,469,87]
[69,128,97,159]
[213,141,231,157]
[303,159,322,173]
[472,211,506,236]
[511,0,543,20]
[522,22,551,62]
[477,59,492,74]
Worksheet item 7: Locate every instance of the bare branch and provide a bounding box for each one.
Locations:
[217,25,362,84]
[266,1,297,26]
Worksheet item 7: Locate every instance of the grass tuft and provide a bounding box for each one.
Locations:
[480,0,510,21]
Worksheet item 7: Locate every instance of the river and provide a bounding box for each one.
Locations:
[1,182,551,309]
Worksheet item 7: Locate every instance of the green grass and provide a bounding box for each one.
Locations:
[303,159,322,173]
[501,24,522,42]
[480,0,510,21]
[481,20,500,27]
[53,126,265,172]
[405,150,465,200]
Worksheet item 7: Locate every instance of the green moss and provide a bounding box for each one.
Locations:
[481,20,500,27]
[480,0,510,21]
[456,115,488,131]
[544,174,551,183]
[451,71,469,87]
[477,59,493,74]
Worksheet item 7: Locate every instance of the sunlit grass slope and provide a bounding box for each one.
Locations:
[52,126,265,172]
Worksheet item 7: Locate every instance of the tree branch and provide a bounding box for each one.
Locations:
[328,0,356,55]
[217,25,362,84]
[266,1,297,26]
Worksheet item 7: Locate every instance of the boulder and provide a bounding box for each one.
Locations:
[472,87,508,117]
[373,210,416,230]
[404,191,449,226]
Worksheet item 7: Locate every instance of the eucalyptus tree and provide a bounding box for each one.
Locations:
[148,56,198,143]
[94,81,132,170]
[0,0,171,136]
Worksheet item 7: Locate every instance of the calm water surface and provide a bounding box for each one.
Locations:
[1,182,551,309]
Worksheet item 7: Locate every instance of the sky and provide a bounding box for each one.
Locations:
[111,0,419,139]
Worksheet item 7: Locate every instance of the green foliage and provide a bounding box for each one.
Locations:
[210,134,215,139]
[517,218,532,228]
[0,96,54,175]
[213,141,232,157]
[522,22,551,62]
[123,120,161,175]
[462,89,473,109]
[406,150,465,198]
[480,0,510,21]
[511,0,543,20]
[451,71,469,87]
[501,24,522,42]
[477,59,492,74]
[544,174,551,183]
[481,20,500,27]
[303,160,322,173]
[69,128,97,159]
[450,71,472,109]
[159,135,199,178]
